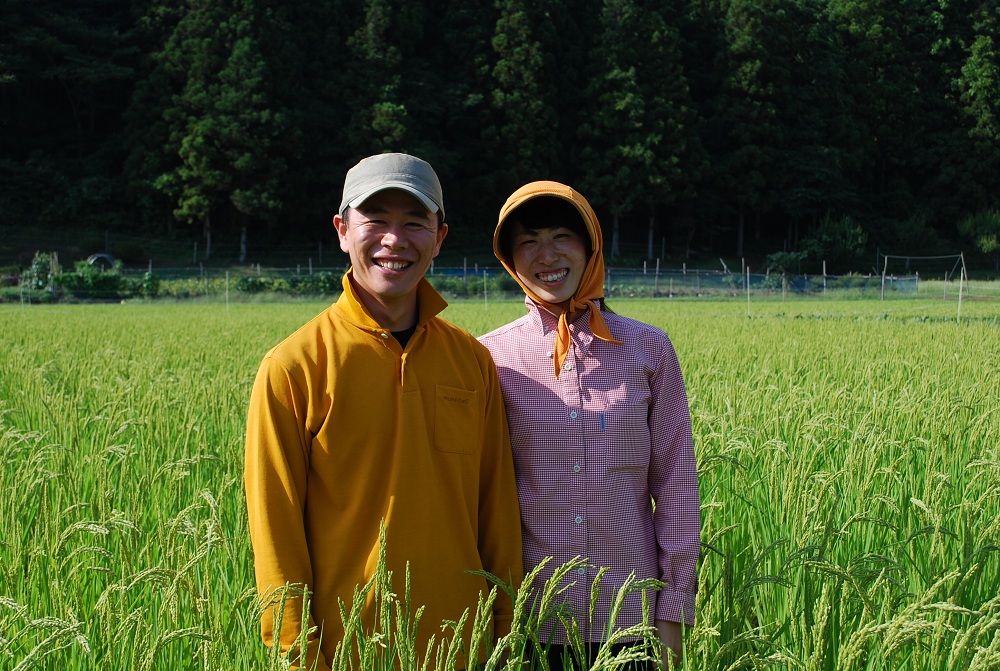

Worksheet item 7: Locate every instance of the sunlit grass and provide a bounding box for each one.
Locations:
[1,295,998,669]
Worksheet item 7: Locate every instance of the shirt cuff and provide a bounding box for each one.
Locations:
[655,585,697,627]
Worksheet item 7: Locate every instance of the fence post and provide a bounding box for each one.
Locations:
[746,266,751,318]
[881,254,888,301]
[958,255,966,324]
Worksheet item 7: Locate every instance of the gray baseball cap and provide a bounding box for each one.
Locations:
[339,153,445,220]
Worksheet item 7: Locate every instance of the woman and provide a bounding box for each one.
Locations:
[479,181,700,670]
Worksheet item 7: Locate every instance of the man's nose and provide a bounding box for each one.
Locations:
[381,224,408,247]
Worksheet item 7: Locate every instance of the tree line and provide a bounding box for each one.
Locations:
[1,0,998,272]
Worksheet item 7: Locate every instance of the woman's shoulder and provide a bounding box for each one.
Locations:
[478,313,536,344]
[603,310,670,343]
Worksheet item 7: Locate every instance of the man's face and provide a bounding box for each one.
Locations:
[509,220,587,307]
[334,189,447,315]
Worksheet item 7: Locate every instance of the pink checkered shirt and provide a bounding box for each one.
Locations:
[479,299,700,643]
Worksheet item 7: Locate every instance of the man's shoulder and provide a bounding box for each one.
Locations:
[264,304,340,362]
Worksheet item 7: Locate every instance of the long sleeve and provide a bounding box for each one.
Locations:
[476,357,524,637]
[648,340,700,627]
[245,355,330,671]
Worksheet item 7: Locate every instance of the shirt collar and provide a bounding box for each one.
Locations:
[335,268,448,332]
[525,297,595,348]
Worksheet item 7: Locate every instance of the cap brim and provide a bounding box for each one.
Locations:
[347,184,440,214]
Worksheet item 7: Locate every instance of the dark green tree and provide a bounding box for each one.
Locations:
[695,0,786,258]
[0,0,136,231]
[958,210,1000,272]
[579,0,705,259]
[949,0,1000,225]
[825,0,963,245]
[130,0,298,260]
[274,0,358,242]
[487,0,562,192]
[342,0,411,156]
[959,21,1000,142]
[423,0,502,246]
[122,0,186,235]
[771,0,864,232]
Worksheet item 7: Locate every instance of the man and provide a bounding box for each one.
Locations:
[245,153,522,671]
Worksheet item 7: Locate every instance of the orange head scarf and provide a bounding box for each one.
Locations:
[494,181,622,378]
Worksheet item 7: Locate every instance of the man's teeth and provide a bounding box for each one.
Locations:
[377,260,409,270]
[538,270,568,282]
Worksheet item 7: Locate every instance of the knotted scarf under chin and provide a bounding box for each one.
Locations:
[550,295,621,378]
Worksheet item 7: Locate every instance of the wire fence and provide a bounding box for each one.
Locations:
[6,262,997,304]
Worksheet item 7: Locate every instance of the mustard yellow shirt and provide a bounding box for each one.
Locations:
[245,271,522,670]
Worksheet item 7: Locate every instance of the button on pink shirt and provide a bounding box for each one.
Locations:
[480,299,700,642]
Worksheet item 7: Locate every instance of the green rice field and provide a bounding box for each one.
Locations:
[1,295,998,670]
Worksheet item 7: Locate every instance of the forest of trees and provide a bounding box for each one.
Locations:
[1,0,999,272]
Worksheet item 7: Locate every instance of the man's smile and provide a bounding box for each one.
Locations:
[375,259,412,271]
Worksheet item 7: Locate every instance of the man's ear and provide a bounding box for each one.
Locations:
[432,222,449,258]
[334,212,350,253]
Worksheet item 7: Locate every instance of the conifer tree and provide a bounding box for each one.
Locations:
[132,0,297,259]
[0,0,135,229]
[579,0,705,259]
[488,0,562,191]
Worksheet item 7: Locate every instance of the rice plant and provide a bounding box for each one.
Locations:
[1,297,997,670]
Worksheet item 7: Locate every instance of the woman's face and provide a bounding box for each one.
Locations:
[509,220,588,307]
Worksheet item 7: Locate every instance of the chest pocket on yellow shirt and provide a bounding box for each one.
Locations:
[435,385,479,454]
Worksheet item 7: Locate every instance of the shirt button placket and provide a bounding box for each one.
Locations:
[561,343,587,570]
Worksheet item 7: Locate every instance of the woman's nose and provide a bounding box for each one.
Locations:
[537,240,558,263]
